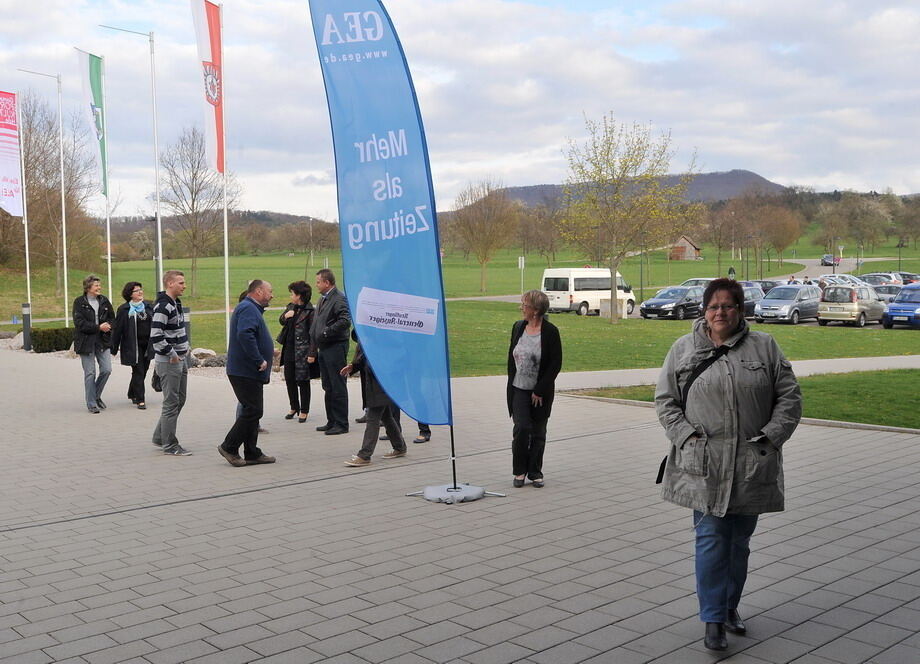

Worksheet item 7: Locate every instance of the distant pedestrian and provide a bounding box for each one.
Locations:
[787,275,799,284]
[151,270,192,456]
[72,274,116,414]
[278,280,315,423]
[309,269,351,435]
[218,280,277,467]
[655,278,802,651]
[341,339,407,466]
[111,281,154,410]
[507,289,562,488]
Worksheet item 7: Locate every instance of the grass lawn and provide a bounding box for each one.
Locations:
[10,301,914,375]
[574,370,920,430]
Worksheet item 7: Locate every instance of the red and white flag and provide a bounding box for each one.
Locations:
[191,0,225,173]
[0,90,24,218]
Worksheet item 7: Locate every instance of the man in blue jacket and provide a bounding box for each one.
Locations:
[218,280,277,467]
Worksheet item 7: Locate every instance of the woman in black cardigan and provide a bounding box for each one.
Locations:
[110,281,154,409]
[507,289,562,488]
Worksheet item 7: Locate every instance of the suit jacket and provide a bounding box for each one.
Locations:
[309,287,351,353]
[506,318,562,418]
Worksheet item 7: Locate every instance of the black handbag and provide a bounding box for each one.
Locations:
[151,370,163,393]
[656,345,729,484]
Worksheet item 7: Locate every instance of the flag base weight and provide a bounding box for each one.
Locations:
[407,483,505,504]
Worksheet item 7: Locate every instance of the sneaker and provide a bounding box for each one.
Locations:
[246,454,276,465]
[217,445,246,467]
[164,445,192,456]
[88,406,100,414]
[382,450,406,459]
[344,455,370,467]
[412,434,430,444]
[379,434,389,441]
[97,398,107,410]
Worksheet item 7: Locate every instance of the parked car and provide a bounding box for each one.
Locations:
[819,273,867,286]
[882,283,920,329]
[818,284,886,327]
[754,284,822,324]
[751,279,781,294]
[820,254,840,266]
[895,272,920,284]
[742,286,765,318]
[873,285,902,303]
[680,278,714,288]
[858,272,903,286]
[640,286,704,320]
[818,274,847,285]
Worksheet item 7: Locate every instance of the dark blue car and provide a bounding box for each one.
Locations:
[640,286,704,320]
[882,283,920,329]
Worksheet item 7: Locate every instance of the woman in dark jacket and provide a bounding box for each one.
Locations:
[111,281,154,409]
[277,280,315,422]
[507,289,562,488]
[73,274,116,413]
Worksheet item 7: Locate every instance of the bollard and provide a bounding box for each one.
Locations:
[22,302,32,351]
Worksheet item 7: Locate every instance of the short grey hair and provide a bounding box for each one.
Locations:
[522,289,549,317]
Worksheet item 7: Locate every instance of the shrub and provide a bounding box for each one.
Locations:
[31,327,73,353]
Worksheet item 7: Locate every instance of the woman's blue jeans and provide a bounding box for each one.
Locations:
[693,511,758,623]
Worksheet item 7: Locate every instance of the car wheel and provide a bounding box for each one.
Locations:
[577,301,589,316]
[640,313,648,319]
[855,313,866,328]
[883,320,893,329]
[675,306,686,320]
[626,300,635,315]
[818,319,828,326]
[790,310,799,325]
[754,317,764,324]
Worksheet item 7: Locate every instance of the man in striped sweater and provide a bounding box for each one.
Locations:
[151,270,193,456]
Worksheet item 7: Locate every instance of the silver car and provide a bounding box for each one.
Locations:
[754,284,822,324]
[874,285,902,303]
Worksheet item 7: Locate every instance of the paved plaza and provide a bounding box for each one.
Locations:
[1,348,919,663]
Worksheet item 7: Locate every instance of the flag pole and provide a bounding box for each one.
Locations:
[220,3,230,344]
[15,94,32,306]
[100,25,163,283]
[101,56,112,301]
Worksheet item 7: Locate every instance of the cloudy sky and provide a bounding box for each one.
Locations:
[3,0,919,220]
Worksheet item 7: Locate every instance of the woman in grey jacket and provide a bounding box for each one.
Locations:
[655,278,801,651]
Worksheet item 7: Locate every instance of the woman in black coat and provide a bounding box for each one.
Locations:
[277,280,315,422]
[507,289,562,488]
[111,281,154,409]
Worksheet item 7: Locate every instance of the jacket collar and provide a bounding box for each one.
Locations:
[692,317,749,354]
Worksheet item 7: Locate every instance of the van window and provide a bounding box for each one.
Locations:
[574,277,611,291]
[543,277,569,291]
[823,287,853,303]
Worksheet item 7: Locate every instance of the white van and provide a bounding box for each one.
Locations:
[541,268,635,316]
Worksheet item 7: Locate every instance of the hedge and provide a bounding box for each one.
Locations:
[31,327,73,353]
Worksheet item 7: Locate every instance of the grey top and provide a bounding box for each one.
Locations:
[511,330,541,390]
[87,295,100,325]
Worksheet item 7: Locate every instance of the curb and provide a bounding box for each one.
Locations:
[561,392,920,435]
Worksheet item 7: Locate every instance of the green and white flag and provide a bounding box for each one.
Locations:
[76,49,108,196]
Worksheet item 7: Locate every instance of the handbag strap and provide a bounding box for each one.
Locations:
[679,344,730,413]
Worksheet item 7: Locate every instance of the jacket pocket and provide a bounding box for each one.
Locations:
[675,434,708,476]
[743,441,779,484]
[738,360,769,388]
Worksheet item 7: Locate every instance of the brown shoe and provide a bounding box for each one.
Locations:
[382,450,406,459]
[246,454,276,465]
[344,455,370,467]
[218,445,246,467]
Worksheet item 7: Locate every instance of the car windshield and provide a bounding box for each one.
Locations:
[764,287,798,300]
[823,287,853,303]
[861,275,885,284]
[656,288,687,299]
[894,290,920,303]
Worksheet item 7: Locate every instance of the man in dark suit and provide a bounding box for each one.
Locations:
[309,269,351,435]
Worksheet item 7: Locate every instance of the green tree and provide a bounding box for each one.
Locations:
[450,180,519,293]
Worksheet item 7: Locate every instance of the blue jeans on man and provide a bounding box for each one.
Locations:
[693,511,759,623]
[80,343,112,410]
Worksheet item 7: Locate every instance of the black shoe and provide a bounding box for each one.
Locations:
[532,478,545,488]
[704,623,727,651]
[379,434,389,441]
[325,426,348,436]
[316,423,332,431]
[725,609,746,634]
[513,477,525,488]
[137,403,146,410]
[97,398,107,410]
[413,434,430,444]
[355,415,368,424]
[285,411,296,420]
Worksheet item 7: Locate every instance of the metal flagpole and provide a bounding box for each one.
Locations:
[15,94,32,306]
[100,25,163,283]
[18,68,70,326]
[101,56,112,300]
[220,3,230,344]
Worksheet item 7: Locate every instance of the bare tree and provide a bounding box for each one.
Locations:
[451,180,519,292]
[561,112,697,322]
[159,126,240,296]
